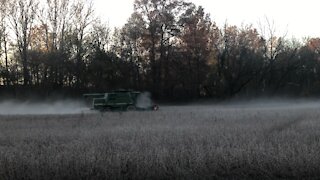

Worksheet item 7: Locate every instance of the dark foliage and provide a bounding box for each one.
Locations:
[0,0,320,100]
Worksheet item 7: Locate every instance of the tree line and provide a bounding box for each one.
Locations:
[0,0,320,100]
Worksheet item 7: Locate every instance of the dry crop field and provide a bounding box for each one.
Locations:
[0,101,320,179]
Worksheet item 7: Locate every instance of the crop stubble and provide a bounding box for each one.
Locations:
[0,104,319,179]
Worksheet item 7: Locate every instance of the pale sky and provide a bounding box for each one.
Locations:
[94,0,320,38]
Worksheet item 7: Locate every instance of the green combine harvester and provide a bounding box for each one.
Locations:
[83,90,159,111]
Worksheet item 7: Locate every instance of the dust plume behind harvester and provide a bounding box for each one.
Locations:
[83,90,159,111]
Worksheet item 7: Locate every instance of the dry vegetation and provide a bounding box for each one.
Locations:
[0,102,320,179]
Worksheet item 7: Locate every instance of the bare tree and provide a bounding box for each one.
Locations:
[36,0,73,86]
[0,0,9,85]
[38,0,73,52]
[258,17,287,92]
[71,0,95,87]
[8,0,39,85]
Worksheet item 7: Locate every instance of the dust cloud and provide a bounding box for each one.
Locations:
[159,98,320,112]
[220,98,320,110]
[1,96,320,115]
[136,92,153,109]
[0,100,89,115]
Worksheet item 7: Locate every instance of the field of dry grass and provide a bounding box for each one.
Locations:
[0,102,320,179]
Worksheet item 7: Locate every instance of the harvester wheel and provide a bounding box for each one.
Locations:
[97,107,110,112]
[126,105,136,111]
[153,105,159,111]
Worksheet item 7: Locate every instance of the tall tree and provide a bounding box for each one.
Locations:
[85,20,113,90]
[0,0,9,85]
[258,17,286,92]
[119,12,146,89]
[39,0,72,52]
[9,0,39,85]
[71,0,95,88]
[215,25,265,97]
[179,5,214,97]
[133,0,189,96]
[38,0,73,87]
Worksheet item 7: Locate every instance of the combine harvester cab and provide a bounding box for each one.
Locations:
[83,90,159,111]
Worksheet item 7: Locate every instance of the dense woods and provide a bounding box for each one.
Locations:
[0,0,320,100]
